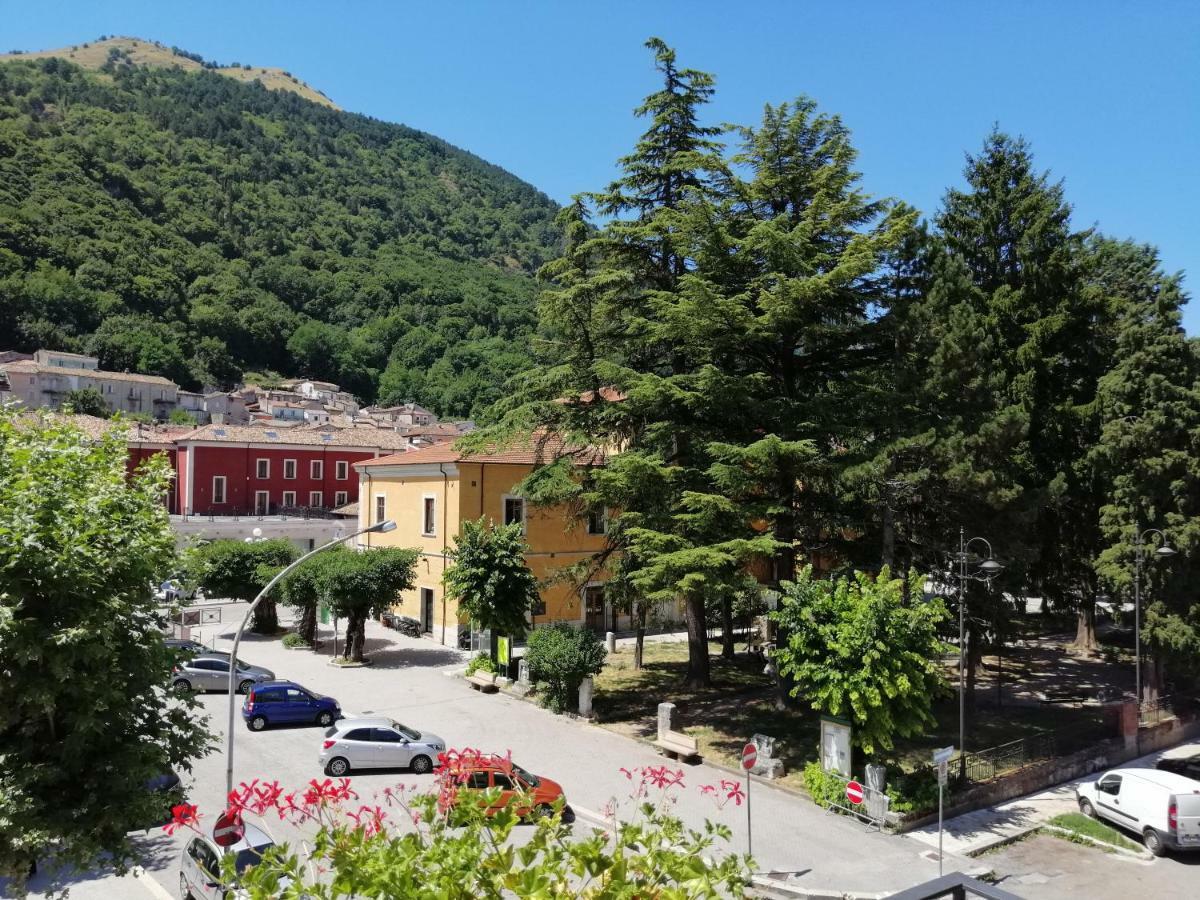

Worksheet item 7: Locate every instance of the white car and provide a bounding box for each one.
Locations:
[179,821,278,900]
[1076,766,1200,855]
[319,716,445,776]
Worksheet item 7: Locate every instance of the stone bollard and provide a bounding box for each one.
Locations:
[657,701,678,740]
[578,676,594,718]
[606,631,616,653]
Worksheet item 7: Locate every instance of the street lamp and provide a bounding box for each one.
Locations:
[954,527,1003,772]
[1133,526,1176,707]
[223,518,396,797]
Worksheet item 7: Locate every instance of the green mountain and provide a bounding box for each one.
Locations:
[0,50,561,416]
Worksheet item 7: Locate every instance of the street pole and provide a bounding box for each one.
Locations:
[224,520,394,799]
[1134,526,1142,708]
[938,776,944,877]
[746,764,752,858]
[958,527,966,781]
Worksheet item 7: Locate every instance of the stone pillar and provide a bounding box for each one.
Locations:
[578,676,594,718]
[606,631,616,653]
[657,702,678,740]
[513,658,532,697]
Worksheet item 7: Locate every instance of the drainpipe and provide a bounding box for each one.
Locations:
[440,462,449,646]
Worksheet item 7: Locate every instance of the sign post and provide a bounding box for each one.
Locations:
[741,742,757,857]
[933,745,955,876]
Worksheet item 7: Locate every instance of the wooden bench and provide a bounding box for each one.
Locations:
[1039,692,1087,707]
[653,730,700,763]
[466,673,499,693]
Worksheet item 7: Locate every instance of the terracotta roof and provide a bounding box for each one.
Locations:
[331,501,359,517]
[1,359,177,386]
[357,432,603,469]
[14,413,181,445]
[176,423,414,450]
[555,386,628,406]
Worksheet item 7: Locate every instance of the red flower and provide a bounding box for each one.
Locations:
[722,780,746,807]
[164,803,201,835]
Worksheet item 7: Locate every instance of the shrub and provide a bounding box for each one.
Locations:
[464,652,496,677]
[802,761,847,809]
[282,633,309,649]
[525,624,606,713]
[885,767,944,815]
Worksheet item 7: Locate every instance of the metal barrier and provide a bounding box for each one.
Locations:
[1140,694,1198,727]
[819,772,890,830]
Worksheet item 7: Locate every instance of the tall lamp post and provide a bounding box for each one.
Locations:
[224,518,396,798]
[1133,526,1175,708]
[955,527,1003,776]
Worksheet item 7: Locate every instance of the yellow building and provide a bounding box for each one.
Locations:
[354,439,616,649]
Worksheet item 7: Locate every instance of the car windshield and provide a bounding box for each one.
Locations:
[393,722,420,740]
[233,842,273,875]
[511,763,540,787]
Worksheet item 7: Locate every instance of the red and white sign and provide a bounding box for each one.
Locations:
[845,780,865,805]
[212,810,244,847]
[741,743,758,771]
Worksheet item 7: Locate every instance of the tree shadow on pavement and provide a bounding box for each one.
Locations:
[362,644,466,670]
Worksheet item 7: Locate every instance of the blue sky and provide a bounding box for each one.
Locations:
[6,1,1199,330]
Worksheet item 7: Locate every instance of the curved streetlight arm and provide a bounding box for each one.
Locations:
[1138,528,1169,558]
[224,520,394,799]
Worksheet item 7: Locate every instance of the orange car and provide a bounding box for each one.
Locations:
[460,760,566,819]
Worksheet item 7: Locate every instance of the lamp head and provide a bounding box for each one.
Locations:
[252,527,263,539]
[369,519,397,534]
[1155,544,1177,559]
[978,558,1004,576]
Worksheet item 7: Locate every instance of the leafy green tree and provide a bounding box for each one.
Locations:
[314,547,418,662]
[62,386,110,417]
[0,411,211,890]
[771,566,950,756]
[260,553,323,646]
[444,517,541,658]
[188,538,299,633]
[524,623,607,712]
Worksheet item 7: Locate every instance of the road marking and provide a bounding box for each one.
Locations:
[571,804,615,832]
[133,866,175,900]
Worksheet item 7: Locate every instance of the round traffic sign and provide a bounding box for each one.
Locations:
[845,780,865,805]
[741,742,758,771]
[212,810,244,847]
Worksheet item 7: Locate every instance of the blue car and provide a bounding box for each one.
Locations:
[241,681,341,731]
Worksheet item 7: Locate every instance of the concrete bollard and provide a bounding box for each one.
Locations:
[578,676,594,718]
[606,630,616,653]
[657,701,678,740]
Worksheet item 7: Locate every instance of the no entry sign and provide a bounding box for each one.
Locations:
[741,742,758,771]
[213,809,244,847]
[845,780,865,805]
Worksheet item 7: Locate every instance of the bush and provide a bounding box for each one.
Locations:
[525,624,607,713]
[885,767,944,815]
[282,633,309,649]
[802,761,846,809]
[464,652,496,677]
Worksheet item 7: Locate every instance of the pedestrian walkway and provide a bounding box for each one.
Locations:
[907,741,1200,856]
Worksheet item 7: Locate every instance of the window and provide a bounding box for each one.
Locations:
[286,688,311,701]
[309,491,323,508]
[502,496,526,529]
[587,507,608,535]
[531,597,546,617]
[422,496,436,536]
[283,459,297,479]
[1097,775,1122,796]
[344,728,372,742]
[311,460,323,479]
[492,774,514,790]
[372,728,402,742]
[466,772,491,789]
[212,476,226,504]
[374,494,386,524]
[335,460,348,480]
[335,491,348,507]
[254,491,269,515]
[256,458,269,478]
[282,491,296,507]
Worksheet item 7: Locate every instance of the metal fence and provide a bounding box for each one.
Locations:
[818,772,890,830]
[1139,694,1199,727]
[179,504,339,522]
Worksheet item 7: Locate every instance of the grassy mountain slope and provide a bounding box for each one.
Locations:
[0,53,561,416]
[0,35,336,108]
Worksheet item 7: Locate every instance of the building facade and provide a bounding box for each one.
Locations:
[0,350,179,418]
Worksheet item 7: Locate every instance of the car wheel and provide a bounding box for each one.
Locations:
[316,710,334,727]
[410,754,433,775]
[1078,797,1096,818]
[237,679,254,695]
[326,757,350,777]
[531,804,554,821]
[249,715,268,731]
[1144,827,1166,856]
[179,873,193,900]
[173,679,191,694]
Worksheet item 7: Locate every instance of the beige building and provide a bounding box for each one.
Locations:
[0,350,179,418]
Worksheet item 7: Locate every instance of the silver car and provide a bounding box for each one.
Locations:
[179,820,278,900]
[172,654,275,695]
[319,716,445,776]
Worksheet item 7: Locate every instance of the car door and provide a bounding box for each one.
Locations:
[372,727,410,768]
[206,658,232,690]
[491,771,524,815]
[185,837,221,900]
[1093,774,1134,830]
[284,687,314,724]
[340,727,375,768]
[254,687,283,723]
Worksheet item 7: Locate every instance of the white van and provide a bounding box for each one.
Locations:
[1076,767,1200,855]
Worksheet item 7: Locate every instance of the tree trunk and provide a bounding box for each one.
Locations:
[720,595,735,660]
[298,603,317,646]
[1146,653,1165,701]
[252,598,278,634]
[633,600,647,670]
[881,502,895,571]
[683,593,711,688]
[1074,599,1098,653]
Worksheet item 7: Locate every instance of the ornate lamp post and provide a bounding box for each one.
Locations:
[1133,526,1175,707]
[955,527,1003,775]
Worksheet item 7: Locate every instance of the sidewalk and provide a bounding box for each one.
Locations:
[907,740,1200,856]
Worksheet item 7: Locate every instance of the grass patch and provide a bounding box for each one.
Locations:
[1047,812,1140,852]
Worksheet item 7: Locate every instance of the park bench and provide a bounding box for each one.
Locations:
[466,672,499,693]
[1038,691,1088,707]
[653,729,700,763]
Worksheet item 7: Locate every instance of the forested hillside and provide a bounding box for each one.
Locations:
[0,54,561,415]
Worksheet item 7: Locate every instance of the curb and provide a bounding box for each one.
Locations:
[1039,824,1154,861]
[750,874,886,900]
[955,824,1043,857]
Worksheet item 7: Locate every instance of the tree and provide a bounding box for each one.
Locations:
[188,538,299,633]
[262,552,323,646]
[771,566,950,756]
[315,547,418,662]
[524,623,607,712]
[443,517,540,658]
[62,386,110,417]
[0,411,211,890]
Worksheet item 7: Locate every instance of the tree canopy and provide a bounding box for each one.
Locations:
[443,517,541,646]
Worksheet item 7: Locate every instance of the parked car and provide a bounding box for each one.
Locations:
[143,769,184,828]
[179,820,280,900]
[1076,767,1200,855]
[242,681,340,731]
[172,654,275,694]
[1158,753,1200,781]
[164,638,209,656]
[454,756,566,819]
[319,716,445,776]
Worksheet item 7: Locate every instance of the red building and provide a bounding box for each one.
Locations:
[61,415,184,512]
[175,424,414,516]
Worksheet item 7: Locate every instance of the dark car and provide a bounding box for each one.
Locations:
[143,769,184,828]
[1157,754,1200,781]
[242,680,341,731]
[164,638,209,655]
